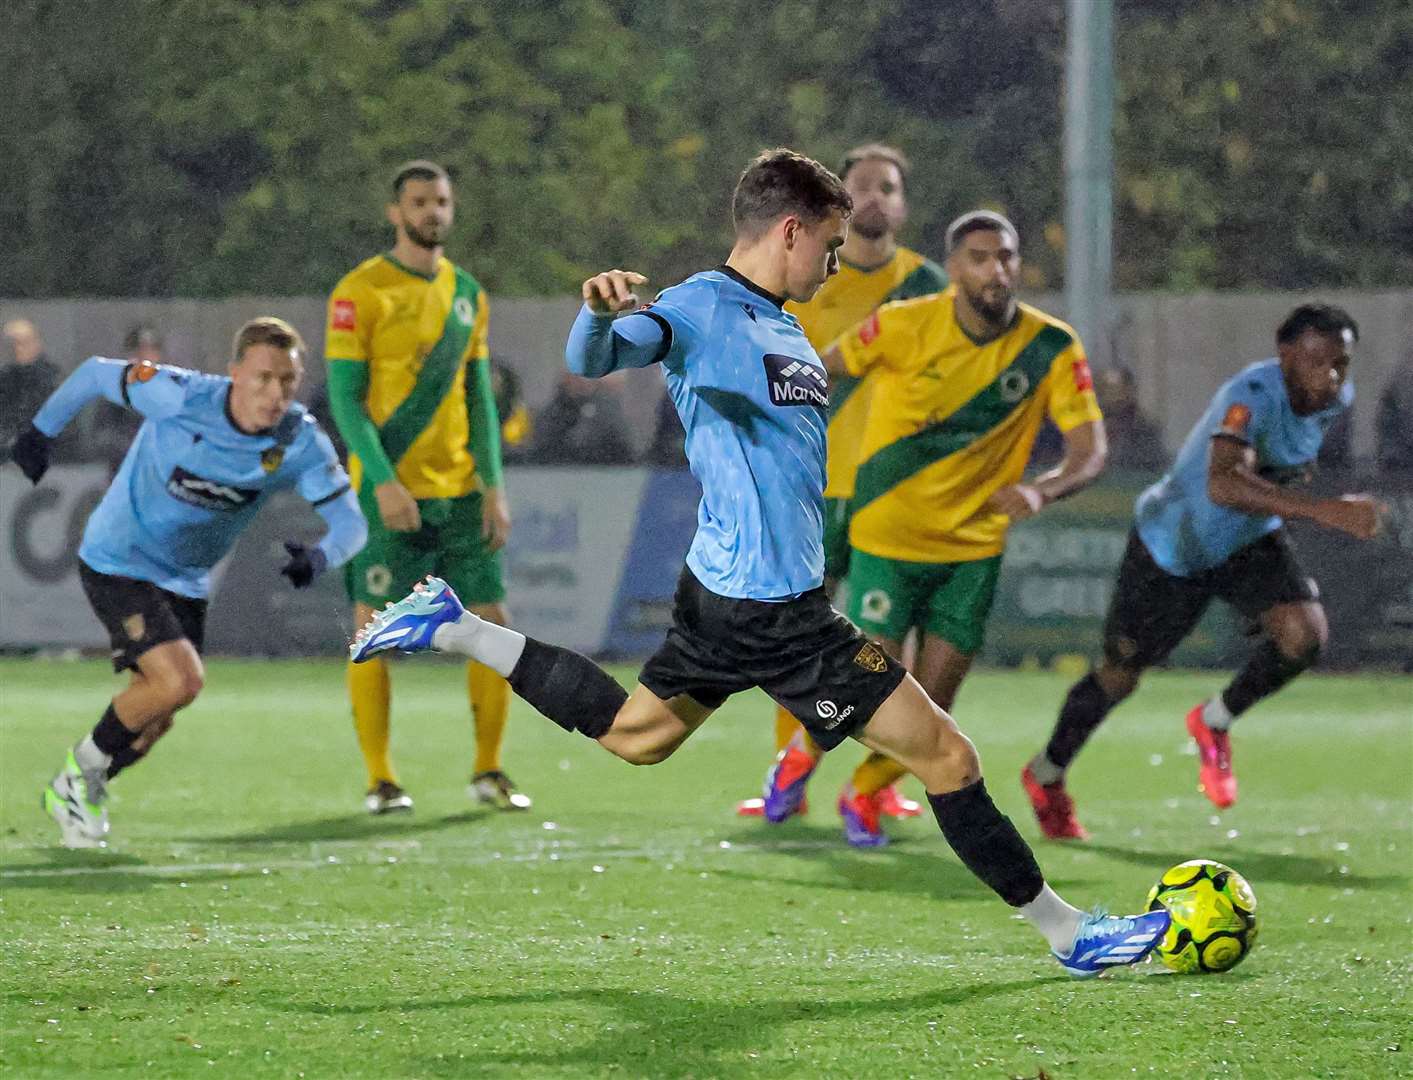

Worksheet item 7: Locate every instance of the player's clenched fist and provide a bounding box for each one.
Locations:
[1320,493,1387,541]
[582,270,648,315]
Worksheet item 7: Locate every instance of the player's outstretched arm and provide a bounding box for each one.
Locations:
[10,357,186,484]
[1208,435,1386,539]
[565,269,677,380]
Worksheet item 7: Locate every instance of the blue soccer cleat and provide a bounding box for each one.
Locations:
[350,576,465,662]
[1053,906,1171,979]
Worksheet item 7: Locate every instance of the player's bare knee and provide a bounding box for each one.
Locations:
[1095,661,1140,703]
[155,664,204,710]
[1272,613,1326,667]
[915,716,980,790]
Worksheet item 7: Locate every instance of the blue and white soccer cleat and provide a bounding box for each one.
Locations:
[1053,906,1171,979]
[349,576,465,662]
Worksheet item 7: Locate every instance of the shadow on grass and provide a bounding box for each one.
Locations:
[707,821,1093,900]
[180,810,489,847]
[275,977,1055,1076]
[1082,841,1409,891]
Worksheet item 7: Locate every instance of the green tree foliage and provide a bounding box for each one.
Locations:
[1,0,1409,298]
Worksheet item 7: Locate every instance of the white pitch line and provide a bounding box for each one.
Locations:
[0,837,852,880]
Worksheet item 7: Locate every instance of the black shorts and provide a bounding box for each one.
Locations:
[78,562,208,673]
[638,566,907,751]
[1103,528,1318,670]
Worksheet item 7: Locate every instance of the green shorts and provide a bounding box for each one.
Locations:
[844,548,1002,654]
[822,496,853,582]
[345,487,506,608]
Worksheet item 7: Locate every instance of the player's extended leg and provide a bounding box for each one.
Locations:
[352,577,714,765]
[45,640,204,848]
[840,633,969,846]
[347,601,410,815]
[858,674,1169,977]
[464,601,530,810]
[1186,600,1327,809]
[1024,530,1209,838]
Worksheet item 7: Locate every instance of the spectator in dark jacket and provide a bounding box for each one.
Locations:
[1094,366,1167,471]
[1376,352,1413,474]
[529,371,635,466]
[1,319,62,462]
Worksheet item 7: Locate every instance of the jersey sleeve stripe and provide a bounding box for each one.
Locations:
[639,309,675,364]
[310,483,352,508]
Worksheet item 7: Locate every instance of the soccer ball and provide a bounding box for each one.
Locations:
[1145,859,1258,973]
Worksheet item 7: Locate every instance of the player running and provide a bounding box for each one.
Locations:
[1022,303,1386,838]
[8,318,366,848]
[733,142,947,825]
[352,149,1168,977]
[325,160,526,815]
[763,210,1108,847]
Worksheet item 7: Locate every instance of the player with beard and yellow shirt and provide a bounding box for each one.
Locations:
[802,210,1107,845]
[735,144,946,821]
[325,160,529,816]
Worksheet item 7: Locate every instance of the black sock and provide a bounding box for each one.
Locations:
[1043,673,1116,772]
[508,637,628,739]
[106,744,147,780]
[1221,639,1313,718]
[91,705,139,757]
[928,779,1044,907]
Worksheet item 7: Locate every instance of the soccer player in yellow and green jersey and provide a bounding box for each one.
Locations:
[735,144,947,821]
[325,160,530,816]
[809,210,1109,846]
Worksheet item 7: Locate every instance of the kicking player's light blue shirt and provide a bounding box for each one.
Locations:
[1135,358,1353,576]
[565,267,827,599]
[32,357,366,598]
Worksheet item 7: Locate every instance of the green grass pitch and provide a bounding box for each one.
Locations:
[2,657,1409,1078]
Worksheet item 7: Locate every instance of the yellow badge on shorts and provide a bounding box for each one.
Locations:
[853,642,887,673]
[123,614,146,642]
[261,447,285,473]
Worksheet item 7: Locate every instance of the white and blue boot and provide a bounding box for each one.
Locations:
[350,576,466,662]
[1053,907,1170,978]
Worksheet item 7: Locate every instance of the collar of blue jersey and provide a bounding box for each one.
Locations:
[222,384,290,440]
[716,264,786,309]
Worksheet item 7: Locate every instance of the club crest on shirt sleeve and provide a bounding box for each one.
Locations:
[332,299,357,332]
[1219,403,1252,437]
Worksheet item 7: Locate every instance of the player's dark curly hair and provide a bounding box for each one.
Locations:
[1276,303,1359,346]
[732,148,852,239]
[391,159,451,197]
[840,143,911,191]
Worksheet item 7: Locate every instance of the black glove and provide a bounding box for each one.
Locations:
[10,423,53,485]
[280,541,327,589]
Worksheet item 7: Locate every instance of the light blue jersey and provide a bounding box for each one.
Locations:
[1135,358,1353,576]
[33,358,365,598]
[566,267,827,599]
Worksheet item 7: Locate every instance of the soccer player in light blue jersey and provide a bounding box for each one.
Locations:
[9,317,367,848]
[351,149,1169,977]
[1024,304,1387,839]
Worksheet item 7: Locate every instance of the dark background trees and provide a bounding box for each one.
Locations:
[3,0,1409,299]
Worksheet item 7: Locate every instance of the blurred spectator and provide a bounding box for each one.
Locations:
[529,371,635,466]
[643,390,688,469]
[1376,352,1413,473]
[1093,365,1166,470]
[491,356,533,463]
[88,324,163,473]
[302,379,347,463]
[1,319,61,462]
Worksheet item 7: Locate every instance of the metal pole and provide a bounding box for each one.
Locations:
[1064,0,1115,369]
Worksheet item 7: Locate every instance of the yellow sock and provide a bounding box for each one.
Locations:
[774,705,802,753]
[469,662,511,775]
[852,751,908,797]
[348,658,394,787]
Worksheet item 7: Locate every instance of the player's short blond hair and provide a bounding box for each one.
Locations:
[233,316,305,364]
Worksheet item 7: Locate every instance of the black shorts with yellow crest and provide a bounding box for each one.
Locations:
[78,561,208,673]
[638,566,907,750]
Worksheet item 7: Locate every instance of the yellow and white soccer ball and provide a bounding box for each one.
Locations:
[1145,859,1258,974]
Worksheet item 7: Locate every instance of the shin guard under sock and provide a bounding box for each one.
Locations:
[928,779,1044,907]
[1044,673,1117,771]
[508,637,627,739]
[1221,639,1313,718]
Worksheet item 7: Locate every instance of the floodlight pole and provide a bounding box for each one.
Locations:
[1064,0,1115,370]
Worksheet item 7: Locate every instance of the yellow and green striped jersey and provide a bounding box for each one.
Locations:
[786,246,946,499]
[838,292,1102,563]
[325,254,491,499]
